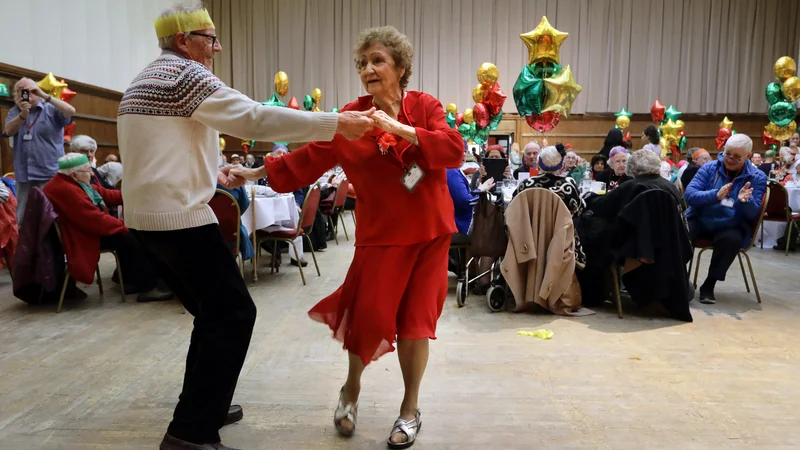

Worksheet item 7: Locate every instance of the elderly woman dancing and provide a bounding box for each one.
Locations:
[234,26,463,448]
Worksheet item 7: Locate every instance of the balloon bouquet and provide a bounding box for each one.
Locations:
[37,72,78,142]
[716,116,737,151]
[613,108,632,142]
[647,100,689,161]
[764,56,799,141]
[445,62,507,146]
[303,88,338,113]
[513,17,582,134]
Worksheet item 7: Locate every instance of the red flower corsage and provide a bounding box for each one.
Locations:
[377,132,397,155]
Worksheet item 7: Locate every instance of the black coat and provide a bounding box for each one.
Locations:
[680,163,700,189]
[614,189,693,322]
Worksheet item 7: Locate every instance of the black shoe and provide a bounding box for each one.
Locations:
[223,405,243,426]
[65,286,88,300]
[136,288,174,303]
[698,288,716,304]
[159,433,240,450]
[773,244,797,252]
[290,258,308,267]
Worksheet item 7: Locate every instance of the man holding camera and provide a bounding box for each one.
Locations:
[4,78,76,225]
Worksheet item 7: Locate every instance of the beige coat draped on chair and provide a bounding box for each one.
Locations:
[500,188,584,315]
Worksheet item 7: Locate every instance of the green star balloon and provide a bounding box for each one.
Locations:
[614,108,632,118]
[665,105,682,122]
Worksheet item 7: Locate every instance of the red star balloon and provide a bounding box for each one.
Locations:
[650,100,665,123]
[287,96,299,110]
[481,82,507,116]
[60,85,77,103]
[716,128,732,150]
[63,122,76,142]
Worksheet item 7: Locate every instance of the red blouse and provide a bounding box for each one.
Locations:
[264,91,464,246]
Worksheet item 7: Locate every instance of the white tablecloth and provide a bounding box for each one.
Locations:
[241,194,303,276]
[757,186,800,248]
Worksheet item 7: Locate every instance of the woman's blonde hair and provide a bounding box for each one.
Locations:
[354,26,413,89]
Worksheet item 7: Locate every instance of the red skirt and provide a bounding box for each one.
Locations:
[308,234,451,365]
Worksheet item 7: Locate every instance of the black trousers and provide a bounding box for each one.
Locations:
[688,219,743,282]
[99,233,157,294]
[131,225,256,444]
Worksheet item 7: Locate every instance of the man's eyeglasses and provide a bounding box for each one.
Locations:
[189,31,218,47]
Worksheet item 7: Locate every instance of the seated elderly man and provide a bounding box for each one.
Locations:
[685,134,767,303]
[512,141,541,180]
[43,153,171,302]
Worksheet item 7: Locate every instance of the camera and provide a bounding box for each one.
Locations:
[21,89,30,102]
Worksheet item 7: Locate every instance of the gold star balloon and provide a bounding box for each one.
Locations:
[719,116,734,130]
[541,65,582,118]
[520,16,568,65]
[659,119,683,138]
[37,72,68,99]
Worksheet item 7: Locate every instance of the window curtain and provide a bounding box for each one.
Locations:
[209,0,800,114]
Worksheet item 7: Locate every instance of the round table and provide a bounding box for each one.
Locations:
[758,186,800,248]
[242,192,300,281]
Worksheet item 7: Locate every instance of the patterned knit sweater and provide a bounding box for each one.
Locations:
[118,51,338,231]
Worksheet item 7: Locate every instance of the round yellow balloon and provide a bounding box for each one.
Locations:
[477,63,499,88]
[463,108,474,124]
[312,88,323,112]
[774,56,796,82]
[445,103,458,114]
[274,71,289,97]
[782,76,800,102]
[472,84,485,104]
[615,115,630,130]
[219,137,226,150]
[765,120,797,141]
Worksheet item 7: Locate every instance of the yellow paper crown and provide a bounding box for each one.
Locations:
[154,8,215,39]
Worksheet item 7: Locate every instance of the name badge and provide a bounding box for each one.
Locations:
[23,133,33,141]
[721,197,734,208]
[401,162,425,192]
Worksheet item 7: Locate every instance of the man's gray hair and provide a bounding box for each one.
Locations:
[57,153,91,176]
[157,0,206,49]
[524,141,540,152]
[724,133,753,154]
[626,149,662,177]
[69,135,97,154]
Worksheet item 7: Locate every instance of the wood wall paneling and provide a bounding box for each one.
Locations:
[0,63,122,175]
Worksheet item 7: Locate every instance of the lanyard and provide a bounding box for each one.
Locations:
[25,110,42,135]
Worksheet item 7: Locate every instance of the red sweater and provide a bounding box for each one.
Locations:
[43,174,127,284]
[264,91,464,246]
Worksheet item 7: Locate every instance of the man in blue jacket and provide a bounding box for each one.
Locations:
[685,134,767,304]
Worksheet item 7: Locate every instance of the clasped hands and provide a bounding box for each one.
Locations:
[716,181,753,203]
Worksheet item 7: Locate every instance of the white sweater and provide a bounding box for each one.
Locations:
[118,51,337,231]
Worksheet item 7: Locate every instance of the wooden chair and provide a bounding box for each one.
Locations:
[255,185,321,285]
[53,221,125,313]
[326,180,350,244]
[760,182,800,255]
[2,172,13,180]
[689,191,770,304]
[209,189,243,276]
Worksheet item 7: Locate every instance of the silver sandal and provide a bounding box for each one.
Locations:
[387,410,421,449]
[333,388,358,437]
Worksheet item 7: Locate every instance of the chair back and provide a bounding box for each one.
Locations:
[744,190,771,251]
[333,180,349,210]
[764,182,790,218]
[209,189,241,256]
[2,172,13,180]
[300,185,322,231]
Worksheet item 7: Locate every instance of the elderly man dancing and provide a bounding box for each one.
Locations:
[118,2,374,449]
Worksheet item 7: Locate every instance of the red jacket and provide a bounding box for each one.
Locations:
[264,91,463,246]
[43,174,127,284]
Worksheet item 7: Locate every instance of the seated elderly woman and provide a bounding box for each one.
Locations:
[470,145,512,189]
[514,144,586,266]
[595,146,632,190]
[70,135,116,190]
[580,150,685,307]
[590,154,607,180]
[42,153,171,302]
[685,134,767,304]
